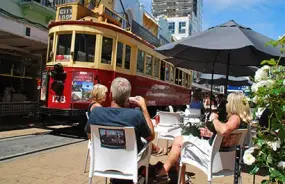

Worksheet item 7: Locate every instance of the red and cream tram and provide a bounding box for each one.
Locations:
[39,2,192,124]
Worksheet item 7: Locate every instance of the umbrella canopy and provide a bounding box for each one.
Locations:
[166,58,256,76]
[157,20,284,66]
[198,74,253,86]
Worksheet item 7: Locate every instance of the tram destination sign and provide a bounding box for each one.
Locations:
[58,7,72,20]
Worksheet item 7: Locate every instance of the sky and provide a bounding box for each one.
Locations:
[141,0,285,40]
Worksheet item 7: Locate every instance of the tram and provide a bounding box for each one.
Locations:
[39,1,192,124]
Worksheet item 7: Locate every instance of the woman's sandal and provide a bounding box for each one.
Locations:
[153,174,170,184]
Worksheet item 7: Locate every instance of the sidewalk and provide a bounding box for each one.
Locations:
[0,138,267,184]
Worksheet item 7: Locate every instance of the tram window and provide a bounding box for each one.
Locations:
[101,37,113,64]
[170,66,174,82]
[57,34,72,55]
[74,34,96,62]
[160,61,165,80]
[137,50,145,73]
[184,73,189,87]
[165,64,169,81]
[145,54,153,76]
[116,42,123,67]
[179,71,183,85]
[125,45,131,69]
[175,68,179,85]
[47,34,54,62]
[153,58,159,78]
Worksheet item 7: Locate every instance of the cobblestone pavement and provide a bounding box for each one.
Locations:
[0,128,267,184]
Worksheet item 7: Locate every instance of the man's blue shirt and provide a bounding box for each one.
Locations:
[87,107,151,152]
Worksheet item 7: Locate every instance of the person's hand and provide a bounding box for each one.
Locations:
[209,112,219,122]
[129,96,147,109]
[200,127,213,138]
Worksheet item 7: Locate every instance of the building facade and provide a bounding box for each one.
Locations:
[152,0,203,39]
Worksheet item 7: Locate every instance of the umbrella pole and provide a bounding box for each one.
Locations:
[210,52,219,113]
[224,52,230,95]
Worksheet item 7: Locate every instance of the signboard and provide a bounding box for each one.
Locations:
[55,55,71,62]
[58,7,72,20]
[71,72,94,102]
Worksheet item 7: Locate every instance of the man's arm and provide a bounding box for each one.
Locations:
[132,96,155,141]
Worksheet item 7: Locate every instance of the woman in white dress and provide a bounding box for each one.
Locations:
[155,92,252,184]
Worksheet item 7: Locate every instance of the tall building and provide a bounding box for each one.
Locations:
[152,0,202,40]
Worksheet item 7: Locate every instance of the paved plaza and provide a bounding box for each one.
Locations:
[0,128,267,184]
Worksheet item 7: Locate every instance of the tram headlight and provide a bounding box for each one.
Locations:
[51,63,66,95]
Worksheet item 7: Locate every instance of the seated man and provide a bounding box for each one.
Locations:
[87,77,155,152]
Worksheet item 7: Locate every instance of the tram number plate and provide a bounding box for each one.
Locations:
[52,95,66,103]
[58,7,72,20]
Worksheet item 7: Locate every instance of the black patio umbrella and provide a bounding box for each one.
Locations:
[198,74,253,86]
[156,20,284,95]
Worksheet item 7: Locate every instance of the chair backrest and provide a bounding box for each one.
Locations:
[157,111,181,126]
[86,112,89,119]
[185,108,201,117]
[90,125,138,177]
[209,129,248,174]
[168,105,174,112]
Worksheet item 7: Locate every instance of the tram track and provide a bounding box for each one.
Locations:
[0,126,87,161]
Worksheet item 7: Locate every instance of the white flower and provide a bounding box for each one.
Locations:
[251,80,274,93]
[283,79,285,86]
[243,151,256,165]
[254,68,269,82]
[267,139,281,151]
[277,161,285,169]
[245,147,255,154]
[252,96,258,104]
[261,65,271,71]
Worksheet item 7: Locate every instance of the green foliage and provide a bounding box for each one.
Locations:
[247,38,285,184]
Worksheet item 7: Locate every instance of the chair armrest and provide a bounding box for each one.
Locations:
[138,142,151,157]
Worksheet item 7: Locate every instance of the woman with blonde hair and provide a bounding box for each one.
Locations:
[155,92,252,184]
[85,84,108,138]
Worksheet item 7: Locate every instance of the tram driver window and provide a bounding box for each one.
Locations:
[165,64,169,81]
[57,34,72,55]
[137,50,145,73]
[175,68,179,85]
[47,34,54,62]
[116,42,123,67]
[74,34,96,62]
[101,37,113,64]
[145,54,153,76]
[170,66,174,83]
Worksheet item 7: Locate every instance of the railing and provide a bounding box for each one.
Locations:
[131,20,160,47]
[22,0,72,10]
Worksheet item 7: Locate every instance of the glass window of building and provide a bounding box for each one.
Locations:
[179,22,186,34]
[125,45,131,70]
[137,50,145,73]
[153,58,160,78]
[145,54,153,76]
[101,37,113,64]
[74,34,96,62]
[168,22,175,34]
[193,0,198,16]
[47,34,54,62]
[57,33,72,55]
[116,42,123,67]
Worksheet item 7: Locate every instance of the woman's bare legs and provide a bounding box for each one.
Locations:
[158,136,184,175]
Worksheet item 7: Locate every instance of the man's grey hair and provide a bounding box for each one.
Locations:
[111,77,131,107]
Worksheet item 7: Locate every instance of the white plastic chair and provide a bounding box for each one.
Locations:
[155,111,182,150]
[84,112,91,173]
[178,129,248,184]
[89,125,152,184]
[168,105,174,112]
